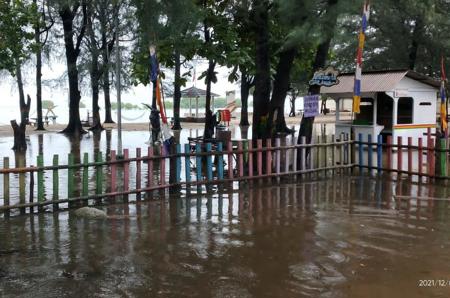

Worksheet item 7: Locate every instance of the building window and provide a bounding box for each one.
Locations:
[354,98,374,125]
[397,97,413,124]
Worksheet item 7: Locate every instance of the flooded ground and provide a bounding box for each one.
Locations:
[1,175,450,297]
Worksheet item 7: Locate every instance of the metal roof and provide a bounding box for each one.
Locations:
[181,86,220,98]
[321,70,440,94]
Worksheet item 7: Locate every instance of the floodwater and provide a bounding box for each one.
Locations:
[1,176,450,297]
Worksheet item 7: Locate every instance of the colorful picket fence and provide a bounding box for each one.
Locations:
[355,133,448,178]
[0,136,354,215]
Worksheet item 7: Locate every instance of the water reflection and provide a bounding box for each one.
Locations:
[1,176,450,297]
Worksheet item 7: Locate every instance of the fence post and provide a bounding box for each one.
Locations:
[427,137,435,177]
[160,145,166,187]
[440,138,447,177]
[110,150,117,194]
[248,141,253,178]
[123,149,130,194]
[257,139,263,177]
[147,147,154,189]
[51,155,59,210]
[285,138,290,174]
[3,157,9,217]
[238,141,244,178]
[397,136,403,174]
[82,152,89,198]
[37,155,44,206]
[418,138,423,177]
[95,151,103,197]
[266,138,272,175]
[387,136,392,172]
[407,137,413,176]
[18,156,25,214]
[206,143,213,181]
[227,141,233,180]
[301,136,306,171]
[292,136,298,173]
[136,148,142,198]
[368,134,373,173]
[176,144,182,184]
[196,143,202,189]
[184,144,191,189]
[217,142,224,180]
[377,135,382,173]
[68,153,74,199]
[275,138,281,180]
[358,133,363,171]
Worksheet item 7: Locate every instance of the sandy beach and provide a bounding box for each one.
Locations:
[0,114,341,138]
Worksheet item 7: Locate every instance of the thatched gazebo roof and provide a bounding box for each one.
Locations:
[181,86,220,98]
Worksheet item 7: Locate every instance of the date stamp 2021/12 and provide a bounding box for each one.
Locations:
[418,280,450,287]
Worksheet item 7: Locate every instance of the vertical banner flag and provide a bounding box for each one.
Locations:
[352,1,370,114]
[441,56,448,133]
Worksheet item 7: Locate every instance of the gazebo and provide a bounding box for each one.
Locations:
[181,86,220,120]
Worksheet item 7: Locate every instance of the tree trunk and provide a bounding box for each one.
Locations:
[298,0,339,144]
[203,2,216,140]
[59,5,87,136]
[87,6,104,132]
[101,25,114,123]
[89,59,103,131]
[172,50,182,130]
[408,18,422,70]
[11,120,27,152]
[204,59,216,139]
[269,47,297,134]
[289,90,297,117]
[12,63,31,152]
[34,2,45,131]
[252,1,271,140]
[239,70,251,127]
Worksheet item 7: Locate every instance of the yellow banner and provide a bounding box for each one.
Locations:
[353,95,361,114]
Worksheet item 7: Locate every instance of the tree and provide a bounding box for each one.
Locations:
[0,0,35,151]
[251,0,272,140]
[58,1,88,136]
[32,0,54,131]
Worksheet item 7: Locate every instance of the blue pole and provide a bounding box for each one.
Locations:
[377,134,383,172]
[184,144,191,185]
[358,133,363,170]
[217,142,224,180]
[206,143,213,181]
[176,144,181,183]
[368,134,373,172]
[196,143,202,182]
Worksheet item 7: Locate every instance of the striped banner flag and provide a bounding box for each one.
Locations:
[352,1,370,114]
[441,56,448,134]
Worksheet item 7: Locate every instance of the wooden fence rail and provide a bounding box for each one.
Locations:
[0,136,353,215]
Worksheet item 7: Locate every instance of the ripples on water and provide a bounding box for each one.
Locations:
[1,176,450,297]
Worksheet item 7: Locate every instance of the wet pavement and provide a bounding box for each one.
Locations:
[1,176,450,297]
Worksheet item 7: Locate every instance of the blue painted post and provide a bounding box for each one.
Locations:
[196,143,202,183]
[206,143,213,181]
[368,134,373,173]
[217,142,224,180]
[358,133,363,171]
[176,144,182,183]
[377,134,383,173]
[184,144,191,188]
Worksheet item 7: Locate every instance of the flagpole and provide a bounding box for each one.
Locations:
[115,3,122,157]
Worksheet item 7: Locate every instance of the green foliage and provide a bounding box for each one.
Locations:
[0,0,36,74]
[111,102,144,110]
[131,0,202,85]
[42,100,56,109]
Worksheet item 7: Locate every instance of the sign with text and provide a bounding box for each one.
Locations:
[309,67,340,87]
[303,95,320,118]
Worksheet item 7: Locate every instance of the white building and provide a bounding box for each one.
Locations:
[321,70,441,145]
